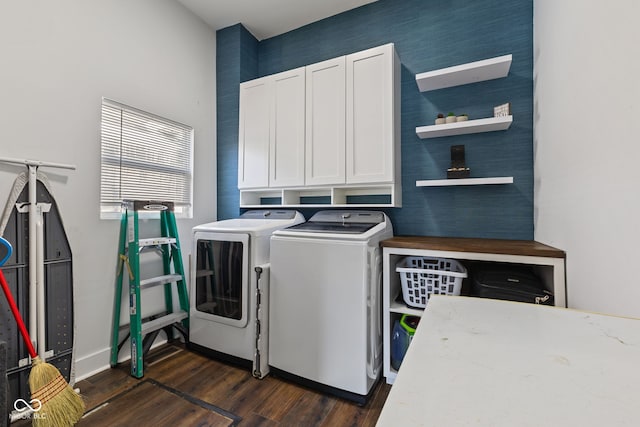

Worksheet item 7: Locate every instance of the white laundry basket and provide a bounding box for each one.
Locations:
[396,256,467,308]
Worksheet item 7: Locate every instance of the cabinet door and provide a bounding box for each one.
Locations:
[270,67,306,188]
[346,44,398,184]
[305,57,346,186]
[238,77,270,189]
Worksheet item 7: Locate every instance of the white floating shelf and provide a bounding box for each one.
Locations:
[416,177,514,187]
[416,115,512,139]
[416,54,512,92]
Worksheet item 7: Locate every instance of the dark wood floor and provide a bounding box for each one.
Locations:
[71,344,391,426]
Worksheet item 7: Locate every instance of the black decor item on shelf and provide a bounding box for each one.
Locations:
[447,144,470,178]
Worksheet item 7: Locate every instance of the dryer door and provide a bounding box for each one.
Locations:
[191,231,249,327]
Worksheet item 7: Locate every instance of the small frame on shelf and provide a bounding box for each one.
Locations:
[494,102,512,117]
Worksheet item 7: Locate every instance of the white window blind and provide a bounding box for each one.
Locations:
[100,98,193,218]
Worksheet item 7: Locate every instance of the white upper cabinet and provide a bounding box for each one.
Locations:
[238,77,270,189]
[305,56,346,186]
[346,43,400,184]
[238,67,305,189]
[238,43,401,207]
[270,67,306,187]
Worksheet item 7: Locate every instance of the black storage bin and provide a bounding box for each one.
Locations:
[472,268,554,305]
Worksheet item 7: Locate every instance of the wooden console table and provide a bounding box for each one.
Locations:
[381,236,566,384]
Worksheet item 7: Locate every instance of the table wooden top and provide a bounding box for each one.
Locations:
[381,236,565,259]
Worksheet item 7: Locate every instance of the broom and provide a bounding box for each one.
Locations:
[0,236,85,426]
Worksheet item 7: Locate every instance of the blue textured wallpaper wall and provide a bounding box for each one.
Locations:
[217,0,533,239]
[216,25,258,220]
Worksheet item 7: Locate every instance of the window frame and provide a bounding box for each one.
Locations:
[99,98,194,219]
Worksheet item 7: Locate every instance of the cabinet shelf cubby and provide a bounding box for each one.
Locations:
[239,183,401,208]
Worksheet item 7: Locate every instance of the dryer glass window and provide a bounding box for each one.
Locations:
[194,239,244,320]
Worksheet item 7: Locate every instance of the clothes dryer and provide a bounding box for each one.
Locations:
[189,209,304,378]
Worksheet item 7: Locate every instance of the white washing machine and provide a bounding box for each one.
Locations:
[268,210,393,403]
[189,209,304,378]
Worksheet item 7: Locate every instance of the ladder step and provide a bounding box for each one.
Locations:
[138,237,176,247]
[141,311,188,335]
[140,274,183,290]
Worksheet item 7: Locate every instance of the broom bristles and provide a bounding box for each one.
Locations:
[28,356,85,427]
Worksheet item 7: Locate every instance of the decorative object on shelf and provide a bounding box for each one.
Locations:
[445,112,456,124]
[447,145,470,178]
[456,113,468,122]
[494,102,511,117]
[434,113,445,125]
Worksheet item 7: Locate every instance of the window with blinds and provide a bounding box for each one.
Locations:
[100,98,194,218]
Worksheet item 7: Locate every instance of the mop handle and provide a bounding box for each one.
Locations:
[0,269,38,359]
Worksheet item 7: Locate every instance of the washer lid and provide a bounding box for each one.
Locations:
[306,210,386,225]
[275,210,389,237]
[192,210,304,235]
[240,209,301,220]
[285,221,378,234]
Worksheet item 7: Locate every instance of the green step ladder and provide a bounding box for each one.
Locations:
[110,200,189,378]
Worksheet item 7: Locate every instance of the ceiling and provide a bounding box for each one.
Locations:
[175,0,378,40]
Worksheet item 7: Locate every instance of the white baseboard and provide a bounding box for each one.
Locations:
[74,338,168,382]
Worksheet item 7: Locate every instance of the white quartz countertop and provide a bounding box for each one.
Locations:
[376,295,640,426]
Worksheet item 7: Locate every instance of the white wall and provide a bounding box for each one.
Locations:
[534,1,640,317]
[0,1,217,379]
